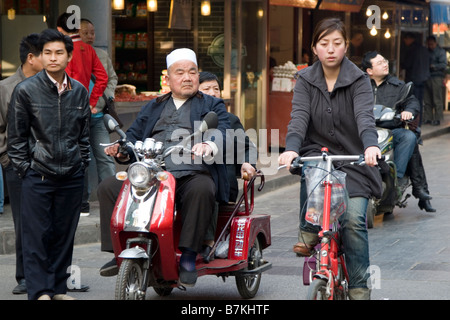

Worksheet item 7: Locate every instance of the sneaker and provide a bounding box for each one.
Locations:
[100,258,119,277]
[80,203,90,217]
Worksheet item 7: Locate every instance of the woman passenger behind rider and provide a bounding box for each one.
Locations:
[278,18,382,300]
[198,71,257,260]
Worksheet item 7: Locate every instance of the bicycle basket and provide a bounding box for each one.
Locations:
[304,164,347,226]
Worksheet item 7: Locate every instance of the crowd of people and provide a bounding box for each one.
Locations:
[0,14,445,300]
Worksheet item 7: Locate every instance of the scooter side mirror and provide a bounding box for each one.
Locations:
[394,81,413,109]
[104,114,127,140]
[198,111,218,132]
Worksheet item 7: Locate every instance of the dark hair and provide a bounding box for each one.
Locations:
[404,32,416,40]
[311,18,348,51]
[56,12,78,33]
[199,71,221,90]
[38,29,74,55]
[361,51,378,72]
[427,35,437,42]
[19,33,41,64]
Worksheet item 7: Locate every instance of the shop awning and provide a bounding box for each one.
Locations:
[269,0,318,9]
[430,0,450,24]
[270,0,364,12]
[318,0,364,13]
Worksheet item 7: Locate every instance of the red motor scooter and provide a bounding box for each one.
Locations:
[102,113,272,300]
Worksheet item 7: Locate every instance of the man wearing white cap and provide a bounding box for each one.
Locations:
[99,48,230,286]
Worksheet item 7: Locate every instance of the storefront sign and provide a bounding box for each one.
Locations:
[430,0,450,24]
[207,34,247,68]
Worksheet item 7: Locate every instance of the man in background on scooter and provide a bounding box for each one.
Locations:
[362,51,435,212]
[99,48,230,286]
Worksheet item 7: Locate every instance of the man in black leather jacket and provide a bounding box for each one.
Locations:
[362,51,435,213]
[7,29,91,300]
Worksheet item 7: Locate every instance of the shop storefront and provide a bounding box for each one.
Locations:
[1,0,433,149]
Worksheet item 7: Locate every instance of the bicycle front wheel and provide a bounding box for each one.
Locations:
[306,279,328,300]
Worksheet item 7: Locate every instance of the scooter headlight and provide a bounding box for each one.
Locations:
[128,162,155,189]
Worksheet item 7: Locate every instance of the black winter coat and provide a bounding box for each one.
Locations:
[286,57,382,199]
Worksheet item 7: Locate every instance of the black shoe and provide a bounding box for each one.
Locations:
[418,200,436,212]
[201,245,214,263]
[100,258,119,277]
[12,279,27,295]
[432,120,440,126]
[413,188,432,201]
[80,202,90,217]
[179,266,197,287]
[68,284,90,292]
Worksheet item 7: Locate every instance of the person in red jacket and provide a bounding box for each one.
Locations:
[56,13,107,113]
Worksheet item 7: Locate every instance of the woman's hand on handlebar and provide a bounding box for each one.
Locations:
[364,146,382,167]
[278,151,299,171]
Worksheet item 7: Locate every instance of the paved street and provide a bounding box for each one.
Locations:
[0,132,449,303]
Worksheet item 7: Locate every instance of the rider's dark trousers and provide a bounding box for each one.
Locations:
[175,173,216,253]
[98,175,123,252]
[98,173,216,254]
[21,169,84,300]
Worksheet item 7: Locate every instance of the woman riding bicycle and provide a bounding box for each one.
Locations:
[278,18,382,300]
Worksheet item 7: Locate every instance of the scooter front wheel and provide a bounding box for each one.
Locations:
[115,259,146,300]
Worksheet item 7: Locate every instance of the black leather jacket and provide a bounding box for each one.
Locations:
[7,70,90,179]
[371,74,420,130]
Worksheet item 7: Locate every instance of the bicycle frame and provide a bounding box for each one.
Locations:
[297,148,364,300]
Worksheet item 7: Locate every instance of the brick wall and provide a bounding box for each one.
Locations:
[152,1,225,89]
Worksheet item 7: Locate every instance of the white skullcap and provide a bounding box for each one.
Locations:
[166,48,198,69]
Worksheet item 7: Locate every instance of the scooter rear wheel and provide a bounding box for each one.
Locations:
[115,259,146,300]
[235,237,262,299]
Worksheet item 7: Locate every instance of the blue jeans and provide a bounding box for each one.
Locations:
[82,115,116,206]
[299,164,370,289]
[0,167,3,213]
[391,128,417,179]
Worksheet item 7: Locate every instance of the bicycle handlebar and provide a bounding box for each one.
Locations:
[277,149,385,172]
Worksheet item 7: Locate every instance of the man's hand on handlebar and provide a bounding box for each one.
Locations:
[104,143,129,161]
[191,143,213,158]
[400,111,413,121]
[241,163,257,181]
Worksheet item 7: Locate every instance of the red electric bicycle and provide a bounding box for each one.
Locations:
[288,148,368,300]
